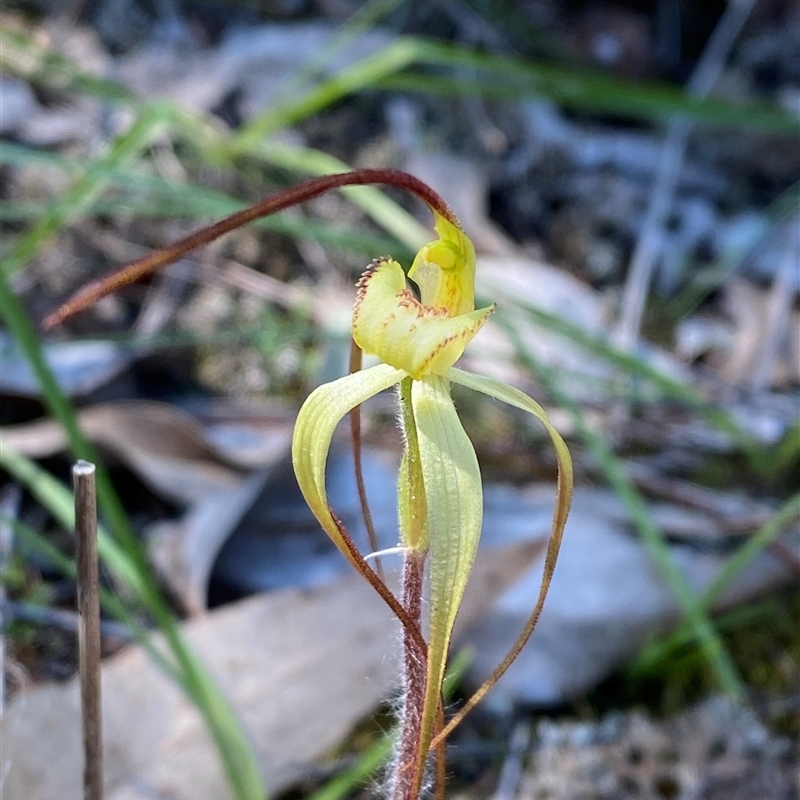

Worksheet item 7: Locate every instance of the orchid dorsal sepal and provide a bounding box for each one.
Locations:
[352,257,495,380]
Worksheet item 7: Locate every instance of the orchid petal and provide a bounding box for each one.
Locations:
[352,258,494,379]
[411,374,483,758]
[292,363,405,570]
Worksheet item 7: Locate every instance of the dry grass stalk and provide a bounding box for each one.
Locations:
[73,460,103,800]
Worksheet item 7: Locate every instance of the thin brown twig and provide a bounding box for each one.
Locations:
[349,338,384,579]
[74,460,103,800]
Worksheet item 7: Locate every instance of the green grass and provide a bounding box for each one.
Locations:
[631,492,800,677]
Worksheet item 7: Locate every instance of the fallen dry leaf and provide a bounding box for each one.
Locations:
[0,401,292,505]
[147,468,274,615]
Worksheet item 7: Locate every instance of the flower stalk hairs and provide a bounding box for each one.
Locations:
[45,169,573,800]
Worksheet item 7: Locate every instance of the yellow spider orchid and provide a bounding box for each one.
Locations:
[46,169,572,800]
[291,196,573,800]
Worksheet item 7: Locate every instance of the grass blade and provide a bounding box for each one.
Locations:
[633,493,800,674]
[486,295,757,460]
[233,36,796,146]
[1,106,173,280]
[3,512,179,679]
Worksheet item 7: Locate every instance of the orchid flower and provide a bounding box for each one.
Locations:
[289,183,573,799]
[45,169,573,800]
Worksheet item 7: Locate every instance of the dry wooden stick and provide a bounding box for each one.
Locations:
[74,460,103,800]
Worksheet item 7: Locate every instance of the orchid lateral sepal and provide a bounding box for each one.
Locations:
[289,362,428,661]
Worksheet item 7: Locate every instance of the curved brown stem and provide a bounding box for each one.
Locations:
[348,339,383,579]
[44,169,458,329]
[329,508,427,664]
[429,489,567,750]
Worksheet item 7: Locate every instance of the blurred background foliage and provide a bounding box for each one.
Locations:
[1,0,798,798]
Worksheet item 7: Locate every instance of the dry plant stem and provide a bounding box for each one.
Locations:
[331,508,428,661]
[393,549,427,800]
[43,168,458,329]
[615,0,757,350]
[74,460,103,800]
[349,339,384,578]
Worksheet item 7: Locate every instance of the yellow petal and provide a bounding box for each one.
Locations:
[352,258,494,379]
[411,374,483,761]
[292,363,405,570]
[407,212,477,316]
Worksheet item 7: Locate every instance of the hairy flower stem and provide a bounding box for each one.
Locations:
[393,549,427,800]
[390,377,433,800]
